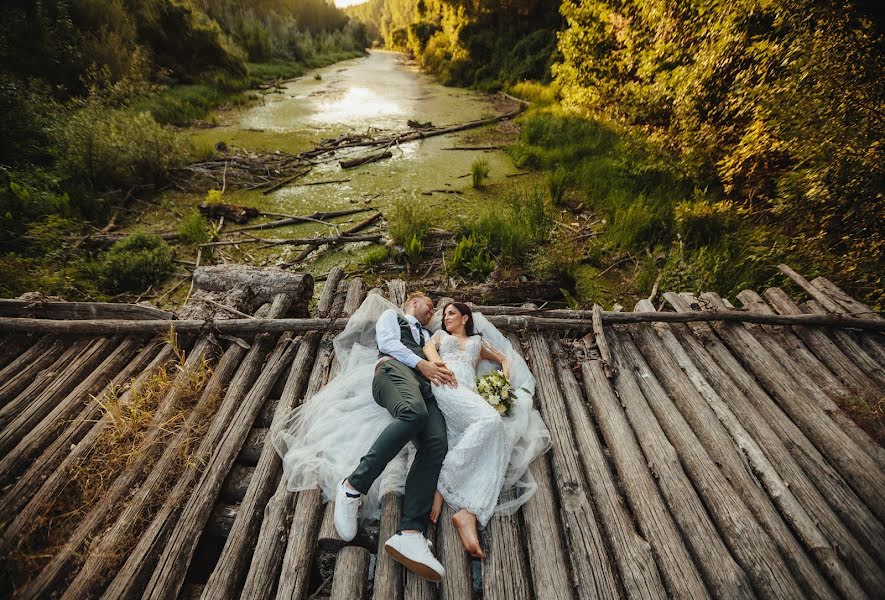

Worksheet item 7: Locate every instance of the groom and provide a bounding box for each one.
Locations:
[334,291,457,582]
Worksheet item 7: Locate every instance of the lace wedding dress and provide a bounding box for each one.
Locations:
[273,294,551,524]
[431,331,515,526]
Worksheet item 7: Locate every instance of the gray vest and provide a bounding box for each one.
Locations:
[379,315,428,362]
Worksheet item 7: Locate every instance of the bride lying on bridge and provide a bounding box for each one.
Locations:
[273,292,550,561]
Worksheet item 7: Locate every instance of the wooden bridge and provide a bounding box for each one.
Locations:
[0,265,882,599]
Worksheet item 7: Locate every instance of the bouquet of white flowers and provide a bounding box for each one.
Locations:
[476,370,514,416]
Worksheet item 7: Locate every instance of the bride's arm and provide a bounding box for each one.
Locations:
[423,332,453,385]
[480,339,511,379]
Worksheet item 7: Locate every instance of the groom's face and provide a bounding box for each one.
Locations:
[411,297,435,326]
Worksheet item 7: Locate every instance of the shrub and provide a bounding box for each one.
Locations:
[471,159,490,189]
[178,210,210,245]
[448,234,494,280]
[101,233,174,293]
[607,194,674,252]
[388,200,433,245]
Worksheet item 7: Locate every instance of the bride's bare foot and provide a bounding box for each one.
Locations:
[452,509,484,559]
[430,491,443,524]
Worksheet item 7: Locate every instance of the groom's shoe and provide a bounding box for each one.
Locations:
[334,481,361,542]
[384,532,446,582]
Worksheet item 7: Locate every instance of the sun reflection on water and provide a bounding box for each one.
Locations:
[308,86,403,124]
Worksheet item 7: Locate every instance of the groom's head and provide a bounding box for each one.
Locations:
[404,292,434,326]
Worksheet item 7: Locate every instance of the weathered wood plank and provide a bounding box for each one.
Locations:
[481,511,530,600]
[205,278,362,600]
[608,329,756,599]
[505,329,572,600]
[237,270,345,600]
[329,546,370,600]
[553,350,668,600]
[803,300,885,386]
[0,299,174,320]
[664,292,885,585]
[580,360,709,600]
[404,521,437,600]
[141,300,296,600]
[0,334,29,371]
[0,339,172,541]
[0,336,66,406]
[0,336,143,487]
[762,287,881,399]
[58,343,245,599]
[638,300,866,599]
[693,291,885,518]
[15,336,217,599]
[437,503,472,600]
[525,333,619,599]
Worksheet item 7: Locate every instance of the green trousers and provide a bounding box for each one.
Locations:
[348,359,447,533]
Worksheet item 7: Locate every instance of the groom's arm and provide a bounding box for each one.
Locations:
[376,309,422,368]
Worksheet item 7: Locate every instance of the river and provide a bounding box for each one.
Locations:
[145,50,526,296]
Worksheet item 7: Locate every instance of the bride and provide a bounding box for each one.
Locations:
[273,292,550,559]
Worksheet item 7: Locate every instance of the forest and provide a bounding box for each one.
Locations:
[346,0,884,307]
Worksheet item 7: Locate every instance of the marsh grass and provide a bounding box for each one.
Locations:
[178,210,211,246]
[7,334,214,586]
[467,188,551,264]
[471,159,490,188]
[388,200,433,246]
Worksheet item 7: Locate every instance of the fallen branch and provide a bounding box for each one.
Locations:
[285,212,383,266]
[340,150,393,169]
[262,168,311,195]
[201,234,382,248]
[227,207,371,234]
[443,146,502,151]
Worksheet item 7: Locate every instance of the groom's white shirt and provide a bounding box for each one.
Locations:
[376,309,430,369]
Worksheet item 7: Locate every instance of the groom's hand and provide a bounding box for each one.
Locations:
[417,360,458,387]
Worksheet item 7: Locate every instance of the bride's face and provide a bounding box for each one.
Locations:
[443,305,468,334]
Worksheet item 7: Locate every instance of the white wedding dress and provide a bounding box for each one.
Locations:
[273,294,551,525]
[431,331,515,526]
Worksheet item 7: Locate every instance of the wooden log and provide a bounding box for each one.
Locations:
[580,360,709,599]
[5,309,885,336]
[15,336,217,599]
[0,339,173,542]
[628,306,834,598]
[0,336,65,406]
[288,212,383,265]
[736,290,885,466]
[261,168,311,195]
[0,299,174,320]
[777,265,847,314]
[0,338,121,454]
[663,293,885,579]
[329,546,370,600]
[762,287,881,399]
[693,291,885,517]
[482,511,531,600]
[809,277,885,364]
[0,335,143,487]
[437,503,472,600]
[637,299,868,599]
[592,304,613,378]
[226,208,371,234]
[237,274,344,600]
[803,300,885,386]
[192,265,313,307]
[0,334,28,371]
[340,150,393,169]
[373,493,404,600]
[240,428,269,465]
[141,313,297,600]
[199,201,260,223]
[404,521,437,600]
[57,342,245,600]
[503,328,572,600]
[607,329,757,599]
[100,302,282,599]
[208,281,359,600]
[553,351,668,599]
[202,233,382,248]
[525,333,619,599]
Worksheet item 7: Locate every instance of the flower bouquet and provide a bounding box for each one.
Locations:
[476,370,514,416]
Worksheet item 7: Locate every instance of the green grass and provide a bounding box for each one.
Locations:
[471,159,490,189]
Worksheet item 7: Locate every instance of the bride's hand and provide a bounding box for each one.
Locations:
[430,491,443,524]
[418,360,458,387]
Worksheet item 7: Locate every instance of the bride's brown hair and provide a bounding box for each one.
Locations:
[442,302,478,336]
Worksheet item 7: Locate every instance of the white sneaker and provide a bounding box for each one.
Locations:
[333,482,361,542]
[384,533,446,582]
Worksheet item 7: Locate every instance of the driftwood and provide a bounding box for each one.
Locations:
[191,265,312,308]
[554,351,668,599]
[340,150,392,169]
[0,298,173,320]
[286,211,383,266]
[581,359,709,599]
[525,333,620,599]
[199,201,260,223]
[261,168,311,195]
[202,233,382,248]
[226,207,371,234]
